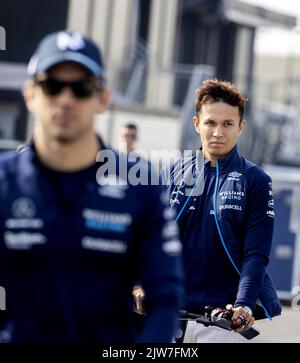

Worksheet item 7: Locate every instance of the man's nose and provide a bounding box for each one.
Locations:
[57,86,77,104]
[212,125,224,137]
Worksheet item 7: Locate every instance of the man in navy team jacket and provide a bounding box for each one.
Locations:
[0,31,183,343]
[162,79,281,343]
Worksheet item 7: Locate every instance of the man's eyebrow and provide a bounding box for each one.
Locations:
[204,118,236,122]
[202,118,238,123]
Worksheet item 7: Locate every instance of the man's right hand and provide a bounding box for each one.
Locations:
[133,286,145,315]
[226,304,255,332]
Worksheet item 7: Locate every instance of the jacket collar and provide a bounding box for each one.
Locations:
[21,134,107,161]
[196,144,241,174]
[17,135,108,178]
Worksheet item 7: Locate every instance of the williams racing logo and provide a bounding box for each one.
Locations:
[83,209,132,233]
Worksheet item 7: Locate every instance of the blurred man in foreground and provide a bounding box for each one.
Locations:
[0,30,183,343]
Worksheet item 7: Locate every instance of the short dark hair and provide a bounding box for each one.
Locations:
[195,79,247,122]
[123,123,137,132]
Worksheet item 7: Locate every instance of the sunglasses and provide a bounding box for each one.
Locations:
[35,76,102,99]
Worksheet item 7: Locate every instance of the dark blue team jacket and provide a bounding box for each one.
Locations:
[163,145,281,319]
[0,142,183,342]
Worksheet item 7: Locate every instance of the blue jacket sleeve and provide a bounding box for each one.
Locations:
[134,183,184,343]
[234,171,274,311]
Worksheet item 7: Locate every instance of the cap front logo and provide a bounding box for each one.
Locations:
[57,32,85,51]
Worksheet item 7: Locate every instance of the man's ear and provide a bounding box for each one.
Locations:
[238,119,246,136]
[193,116,200,134]
[96,88,112,114]
[23,80,36,113]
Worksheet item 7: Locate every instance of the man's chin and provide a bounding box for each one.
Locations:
[52,133,80,144]
[208,148,226,156]
[208,150,229,160]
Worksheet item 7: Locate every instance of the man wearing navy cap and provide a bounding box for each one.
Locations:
[0,31,183,343]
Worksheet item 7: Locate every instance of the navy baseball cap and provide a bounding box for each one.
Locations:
[28,30,106,80]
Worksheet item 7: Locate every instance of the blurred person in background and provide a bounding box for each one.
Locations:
[118,123,138,154]
[0,30,183,343]
[163,79,281,343]
[117,123,145,317]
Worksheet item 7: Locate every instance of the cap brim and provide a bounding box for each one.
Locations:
[29,51,106,80]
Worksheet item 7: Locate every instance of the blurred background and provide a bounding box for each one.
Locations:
[0,0,299,342]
